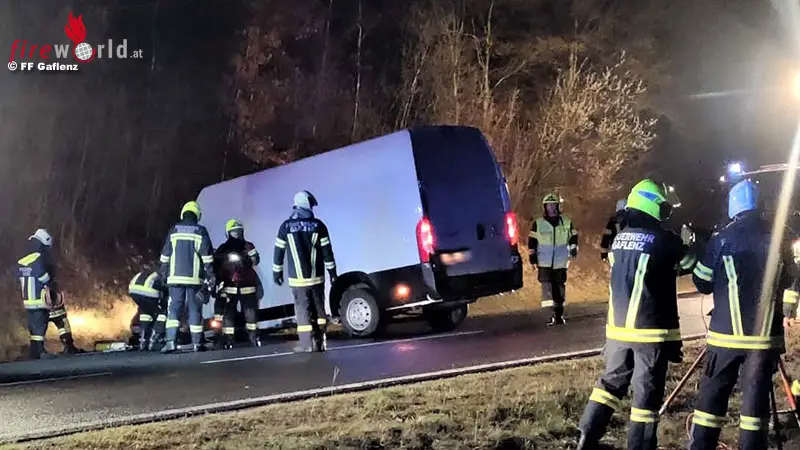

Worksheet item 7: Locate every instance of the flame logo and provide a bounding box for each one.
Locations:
[65,12,87,44]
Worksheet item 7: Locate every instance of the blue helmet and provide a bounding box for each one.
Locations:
[728,179,759,219]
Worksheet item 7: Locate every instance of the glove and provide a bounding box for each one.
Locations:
[569,250,578,259]
[329,269,338,285]
[600,253,608,261]
[273,272,283,286]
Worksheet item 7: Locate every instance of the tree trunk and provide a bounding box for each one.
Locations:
[351,0,363,141]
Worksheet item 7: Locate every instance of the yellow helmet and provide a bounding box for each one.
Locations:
[542,193,560,205]
[180,201,201,220]
[225,219,244,235]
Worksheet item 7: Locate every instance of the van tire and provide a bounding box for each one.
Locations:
[339,288,382,338]
[424,304,468,332]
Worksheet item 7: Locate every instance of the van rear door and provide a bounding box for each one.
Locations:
[410,126,521,298]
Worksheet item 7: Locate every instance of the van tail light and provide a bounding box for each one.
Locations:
[505,212,519,247]
[416,217,436,263]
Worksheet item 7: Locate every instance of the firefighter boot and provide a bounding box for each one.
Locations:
[28,341,46,359]
[161,340,177,354]
[148,332,164,351]
[546,315,566,327]
[138,331,151,351]
[223,334,234,350]
[575,433,598,450]
[193,343,207,352]
[247,331,260,348]
[60,334,80,355]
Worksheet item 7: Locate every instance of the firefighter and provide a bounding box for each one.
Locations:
[272,190,338,353]
[528,193,578,326]
[128,268,168,351]
[159,201,215,353]
[17,228,80,358]
[576,179,697,450]
[601,199,628,261]
[212,219,262,348]
[688,178,793,450]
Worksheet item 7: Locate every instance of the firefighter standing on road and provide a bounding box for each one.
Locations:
[576,180,697,450]
[688,179,794,450]
[128,268,168,351]
[601,199,628,261]
[159,201,215,353]
[528,193,578,326]
[273,190,338,353]
[213,219,262,348]
[17,229,80,358]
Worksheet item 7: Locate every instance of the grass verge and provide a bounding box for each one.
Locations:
[10,323,799,450]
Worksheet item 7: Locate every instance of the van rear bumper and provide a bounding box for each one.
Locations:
[433,263,523,300]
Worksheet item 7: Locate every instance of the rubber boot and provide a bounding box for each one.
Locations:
[148,332,164,351]
[161,340,177,354]
[60,334,80,354]
[223,334,234,350]
[575,433,598,450]
[247,331,260,348]
[28,341,45,359]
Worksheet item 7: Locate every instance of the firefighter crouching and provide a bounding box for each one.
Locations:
[159,200,215,353]
[273,190,338,353]
[600,199,627,261]
[17,228,81,358]
[688,179,794,450]
[213,219,262,348]
[577,180,697,450]
[128,268,168,351]
[528,193,578,326]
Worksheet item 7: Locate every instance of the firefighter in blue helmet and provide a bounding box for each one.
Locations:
[688,178,795,450]
[576,180,698,450]
[212,219,262,348]
[17,228,80,358]
[528,193,579,326]
[128,268,168,351]
[273,190,338,353]
[601,199,628,261]
[159,201,215,353]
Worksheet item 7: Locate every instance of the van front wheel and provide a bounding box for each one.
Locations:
[424,304,468,332]
[340,288,382,338]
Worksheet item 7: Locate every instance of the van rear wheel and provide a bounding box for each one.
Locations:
[424,304,468,332]
[340,287,382,338]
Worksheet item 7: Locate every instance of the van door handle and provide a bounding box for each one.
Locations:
[476,224,486,240]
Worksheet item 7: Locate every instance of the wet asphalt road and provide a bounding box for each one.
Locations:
[0,294,711,443]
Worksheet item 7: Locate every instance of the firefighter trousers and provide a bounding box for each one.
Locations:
[223,292,259,345]
[291,284,327,352]
[578,340,670,450]
[26,307,76,358]
[540,280,566,319]
[131,294,166,341]
[165,285,203,345]
[688,347,777,450]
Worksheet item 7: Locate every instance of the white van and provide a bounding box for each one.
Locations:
[196,125,523,338]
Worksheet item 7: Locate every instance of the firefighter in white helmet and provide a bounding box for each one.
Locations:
[273,190,338,352]
[17,228,80,358]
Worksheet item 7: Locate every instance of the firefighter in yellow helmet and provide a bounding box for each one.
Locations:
[159,201,215,353]
[576,179,698,450]
[527,193,578,326]
[212,218,262,349]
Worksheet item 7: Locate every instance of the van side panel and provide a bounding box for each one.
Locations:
[196,130,423,319]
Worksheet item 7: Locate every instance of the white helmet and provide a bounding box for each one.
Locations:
[615,199,627,213]
[30,228,53,246]
[293,190,318,209]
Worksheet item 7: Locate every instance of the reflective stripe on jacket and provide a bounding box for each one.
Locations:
[528,216,577,269]
[17,250,50,310]
[128,270,164,299]
[606,210,695,344]
[273,208,336,288]
[159,218,214,285]
[693,212,791,351]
